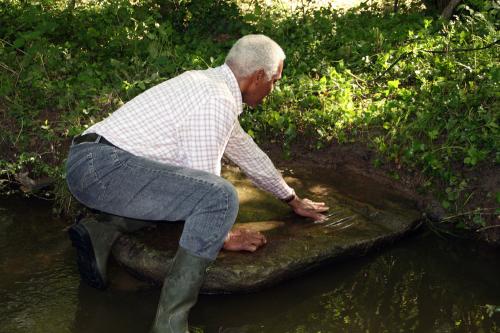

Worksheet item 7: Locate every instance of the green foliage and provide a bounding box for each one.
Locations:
[0,0,498,229]
[240,1,498,229]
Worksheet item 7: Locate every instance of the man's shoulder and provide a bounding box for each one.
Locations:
[152,66,238,111]
[148,68,222,97]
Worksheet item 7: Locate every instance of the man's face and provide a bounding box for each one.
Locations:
[243,60,283,107]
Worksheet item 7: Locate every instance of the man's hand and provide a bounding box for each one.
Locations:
[288,196,329,222]
[223,228,267,252]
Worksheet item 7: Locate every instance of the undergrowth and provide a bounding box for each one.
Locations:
[0,0,498,231]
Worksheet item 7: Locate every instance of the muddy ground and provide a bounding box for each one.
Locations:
[259,140,500,246]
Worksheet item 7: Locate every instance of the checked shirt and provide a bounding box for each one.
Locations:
[84,64,294,200]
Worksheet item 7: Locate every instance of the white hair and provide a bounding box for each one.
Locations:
[225,34,285,80]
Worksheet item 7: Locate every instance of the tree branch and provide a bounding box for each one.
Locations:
[423,39,499,53]
[372,40,498,81]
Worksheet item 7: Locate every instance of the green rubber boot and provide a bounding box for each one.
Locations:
[68,217,120,289]
[150,247,211,333]
[68,215,151,289]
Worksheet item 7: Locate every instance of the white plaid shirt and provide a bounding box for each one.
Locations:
[84,64,294,200]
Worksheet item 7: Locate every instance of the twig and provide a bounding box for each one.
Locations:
[38,53,51,81]
[372,52,409,81]
[422,40,499,54]
[372,40,499,81]
[476,225,500,232]
[0,37,28,55]
[0,62,18,75]
[345,70,367,83]
[14,119,23,145]
[440,208,495,221]
[431,146,465,152]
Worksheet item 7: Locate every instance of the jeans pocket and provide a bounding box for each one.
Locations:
[66,150,103,193]
[66,152,88,178]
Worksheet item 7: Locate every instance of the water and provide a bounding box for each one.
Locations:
[1,195,499,333]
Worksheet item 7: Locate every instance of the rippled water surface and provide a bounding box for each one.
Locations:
[1,194,499,333]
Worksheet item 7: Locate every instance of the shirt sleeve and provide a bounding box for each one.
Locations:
[178,97,237,175]
[224,121,295,200]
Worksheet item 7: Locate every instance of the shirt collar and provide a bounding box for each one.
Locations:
[219,64,243,115]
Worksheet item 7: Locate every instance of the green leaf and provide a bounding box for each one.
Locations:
[387,80,400,90]
[428,129,439,140]
[13,37,25,48]
[442,200,450,209]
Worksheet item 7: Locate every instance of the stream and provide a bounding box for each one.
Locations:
[1,183,499,332]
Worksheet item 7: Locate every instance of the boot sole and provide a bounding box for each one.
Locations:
[68,223,107,289]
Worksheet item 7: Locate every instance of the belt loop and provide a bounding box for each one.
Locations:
[94,135,102,143]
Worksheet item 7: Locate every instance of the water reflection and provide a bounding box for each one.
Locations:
[71,283,156,333]
[0,197,78,333]
[192,233,500,333]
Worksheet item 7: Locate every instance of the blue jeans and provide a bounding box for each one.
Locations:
[65,139,239,260]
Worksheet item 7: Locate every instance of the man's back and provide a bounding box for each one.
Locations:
[84,65,241,169]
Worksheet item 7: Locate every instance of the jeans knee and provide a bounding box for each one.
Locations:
[202,178,237,225]
[179,177,239,260]
[217,178,239,214]
[199,177,238,225]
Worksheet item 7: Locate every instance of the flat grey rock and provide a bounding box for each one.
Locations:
[112,166,421,294]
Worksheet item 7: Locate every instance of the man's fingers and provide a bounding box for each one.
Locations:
[316,206,329,212]
[243,238,264,252]
[313,214,328,222]
[308,203,329,211]
[304,198,326,205]
[246,244,258,252]
[241,229,267,243]
[296,207,328,221]
[235,229,267,250]
[253,232,267,243]
[302,206,329,213]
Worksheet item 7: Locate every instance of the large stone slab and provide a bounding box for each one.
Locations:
[112,165,422,294]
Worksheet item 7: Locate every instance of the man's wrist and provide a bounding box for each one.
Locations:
[282,192,296,204]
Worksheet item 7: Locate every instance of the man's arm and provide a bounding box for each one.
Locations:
[224,122,328,221]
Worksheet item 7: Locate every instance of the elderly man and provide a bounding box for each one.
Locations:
[66,34,328,332]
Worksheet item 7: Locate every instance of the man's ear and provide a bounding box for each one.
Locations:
[254,69,266,84]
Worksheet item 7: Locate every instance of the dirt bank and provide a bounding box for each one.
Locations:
[261,141,500,246]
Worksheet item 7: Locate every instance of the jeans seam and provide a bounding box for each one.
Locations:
[110,147,120,164]
[124,160,217,188]
[87,152,109,199]
[193,184,231,254]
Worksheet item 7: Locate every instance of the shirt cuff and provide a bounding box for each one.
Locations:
[275,181,295,201]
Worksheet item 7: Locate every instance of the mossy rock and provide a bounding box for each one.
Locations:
[112,166,422,294]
